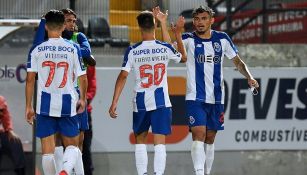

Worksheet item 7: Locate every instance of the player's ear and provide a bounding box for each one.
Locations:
[60,24,65,32]
[210,17,215,24]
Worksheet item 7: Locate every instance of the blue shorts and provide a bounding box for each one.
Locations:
[186,101,224,130]
[133,107,172,135]
[36,114,80,138]
[78,108,89,131]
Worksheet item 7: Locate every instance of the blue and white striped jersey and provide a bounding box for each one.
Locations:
[183,30,238,104]
[27,38,86,117]
[122,40,182,112]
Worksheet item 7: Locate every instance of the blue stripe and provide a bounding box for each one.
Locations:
[211,32,222,103]
[154,87,165,108]
[182,32,194,40]
[61,94,72,116]
[40,91,51,115]
[136,92,146,111]
[194,38,206,101]
[27,46,36,68]
[122,46,132,67]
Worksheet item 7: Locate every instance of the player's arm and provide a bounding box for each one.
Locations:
[172,16,187,63]
[232,55,259,88]
[78,33,96,66]
[109,70,128,118]
[153,6,172,44]
[25,72,36,125]
[74,44,88,113]
[78,74,88,111]
[25,47,38,125]
[77,33,91,58]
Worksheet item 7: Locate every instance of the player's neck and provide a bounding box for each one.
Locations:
[48,31,62,38]
[196,29,212,39]
[141,31,156,41]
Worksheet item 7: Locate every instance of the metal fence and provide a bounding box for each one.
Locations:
[0,0,307,49]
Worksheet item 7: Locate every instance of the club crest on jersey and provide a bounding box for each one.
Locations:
[213,42,221,52]
[189,116,195,124]
[213,55,221,64]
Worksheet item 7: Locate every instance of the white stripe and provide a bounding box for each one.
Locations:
[186,38,196,101]
[203,42,215,102]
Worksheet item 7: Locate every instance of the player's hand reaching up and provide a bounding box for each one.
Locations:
[153,6,168,24]
[109,103,118,119]
[77,99,86,114]
[171,16,185,34]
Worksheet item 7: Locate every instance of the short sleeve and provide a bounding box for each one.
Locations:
[27,46,38,72]
[121,46,133,72]
[223,33,238,59]
[167,44,182,63]
[182,33,192,52]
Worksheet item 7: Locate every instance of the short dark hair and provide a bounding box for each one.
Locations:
[192,6,215,18]
[45,10,65,30]
[61,8,77,18]
[137,11,155,31]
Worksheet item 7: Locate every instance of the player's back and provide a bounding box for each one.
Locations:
[122,40,181,112]
[27,38,85,117]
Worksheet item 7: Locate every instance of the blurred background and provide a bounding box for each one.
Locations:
[0,0,307,175]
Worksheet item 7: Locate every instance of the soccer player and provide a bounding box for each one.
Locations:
[25,10,88,175]
[170,6,259,175]
[109,11,186,175]
[52,8,95,175]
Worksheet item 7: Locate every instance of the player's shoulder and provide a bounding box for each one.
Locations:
[125,41,143,53]
[154,40,178,54]
[29,40,46,53]
[154,40,173,48]
[212,30,231,40]
[76,32,88,41]
[76,32,87,38]
[63,38,80,49]
[130,41,143,49]
[182,32,195,40]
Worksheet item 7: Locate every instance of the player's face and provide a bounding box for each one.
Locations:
[193,12,214,35]
[64,14,77,31]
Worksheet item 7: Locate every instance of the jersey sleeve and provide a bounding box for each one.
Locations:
[182,33,192,52]
[224,33,239,59]
[73,44,87,76]
[27,46,38,72]
[121,46,133,72]
[77,32,91,58]
[167,44,182,63]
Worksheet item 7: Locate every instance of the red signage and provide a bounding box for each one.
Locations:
[215,2,307,43]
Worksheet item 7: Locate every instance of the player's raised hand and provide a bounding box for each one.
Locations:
[77,99,86,114]
[25,106,35,125]
[109,103,118,119]
[176,16,185,31]
[171,16,185,34]
[153,6,168,24]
